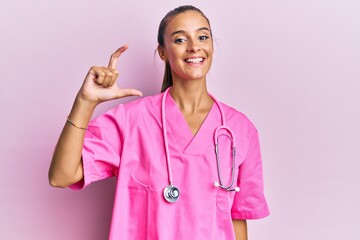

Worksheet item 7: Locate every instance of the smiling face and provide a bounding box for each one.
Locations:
[158,10,213,83]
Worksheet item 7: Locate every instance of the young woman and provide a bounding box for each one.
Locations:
[49,5,269,240]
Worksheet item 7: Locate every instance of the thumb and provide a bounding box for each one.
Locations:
[114,88,143,99]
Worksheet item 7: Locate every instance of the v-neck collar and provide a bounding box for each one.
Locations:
[164,92,222,155]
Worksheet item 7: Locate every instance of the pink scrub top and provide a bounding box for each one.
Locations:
[70,91,269,239]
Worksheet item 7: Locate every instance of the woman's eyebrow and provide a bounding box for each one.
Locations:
[197,27,210,32]
[171,30,186,36]
[171,27,210,36]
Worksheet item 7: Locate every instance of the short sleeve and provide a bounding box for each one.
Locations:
[231,130,270,219]
[69,105,125,190]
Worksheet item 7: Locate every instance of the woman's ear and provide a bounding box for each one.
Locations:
[157,45,167,62]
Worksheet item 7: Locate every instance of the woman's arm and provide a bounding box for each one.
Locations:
[48,97,96,187]
[48,45,142,187]
[232,219,248,240]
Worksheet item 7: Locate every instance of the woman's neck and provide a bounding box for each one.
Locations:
[169,80,213,114]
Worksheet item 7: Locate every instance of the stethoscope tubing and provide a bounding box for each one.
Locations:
[162,87,174,186]
[214,126,236,190]
[161,87,239,203]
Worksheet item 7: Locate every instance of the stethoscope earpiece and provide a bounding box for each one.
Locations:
[214,181,240,192]
[163,185,180,203]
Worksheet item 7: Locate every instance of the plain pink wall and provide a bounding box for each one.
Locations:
[1,0,359,239]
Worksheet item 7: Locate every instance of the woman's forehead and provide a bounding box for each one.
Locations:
[166,11,210,35]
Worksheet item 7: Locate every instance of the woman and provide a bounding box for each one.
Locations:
[49,5,269,240]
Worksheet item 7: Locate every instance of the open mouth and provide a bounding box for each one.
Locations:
[184,57,205,64]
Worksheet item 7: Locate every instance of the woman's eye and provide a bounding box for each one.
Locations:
[199,35,209,41]
[174,38,186,43]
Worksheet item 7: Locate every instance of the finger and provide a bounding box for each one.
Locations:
[108,44,128,70]
[88,66,100,79]
[88,66,105,84]
[102,68,114,87]
[96,72,105,84]
[108,70,119,87]
[116,88,143,98]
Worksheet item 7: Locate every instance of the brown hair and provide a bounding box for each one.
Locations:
[157,5,212,92]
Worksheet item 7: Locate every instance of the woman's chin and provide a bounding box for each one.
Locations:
[179,72,208,81]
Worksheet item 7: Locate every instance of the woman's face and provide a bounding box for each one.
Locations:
[159,11,213,82]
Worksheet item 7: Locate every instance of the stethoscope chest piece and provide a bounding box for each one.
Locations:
[163,185,180,203]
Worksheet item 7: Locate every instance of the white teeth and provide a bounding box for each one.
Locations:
[185,57,203,63]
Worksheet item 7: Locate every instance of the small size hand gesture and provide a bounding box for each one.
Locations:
[78,45,143,105]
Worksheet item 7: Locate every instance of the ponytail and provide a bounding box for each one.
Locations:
[161,62,173,92]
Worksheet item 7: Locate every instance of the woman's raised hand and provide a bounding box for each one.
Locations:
[77,45,143,105]
[49,45,143,188]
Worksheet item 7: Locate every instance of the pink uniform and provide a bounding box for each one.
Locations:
[71,91,269,239]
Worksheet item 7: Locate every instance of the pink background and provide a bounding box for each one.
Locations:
[1,0,359,239]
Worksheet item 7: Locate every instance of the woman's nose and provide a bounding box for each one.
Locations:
[187,39,201,52]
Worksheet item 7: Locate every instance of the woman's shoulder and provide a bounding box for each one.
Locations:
[112,92,162,120]
[219,101,257,132]
[122,92,162,110]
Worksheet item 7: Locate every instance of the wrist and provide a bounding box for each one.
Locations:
[67,96,97,128]
[76,91,100,108]
[74,93,100,112]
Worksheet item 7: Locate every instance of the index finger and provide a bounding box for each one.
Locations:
[108,44,128,69]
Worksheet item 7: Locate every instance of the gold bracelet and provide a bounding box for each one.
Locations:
[66,116,88,130]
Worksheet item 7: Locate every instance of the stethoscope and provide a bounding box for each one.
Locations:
[162,87,240,203]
